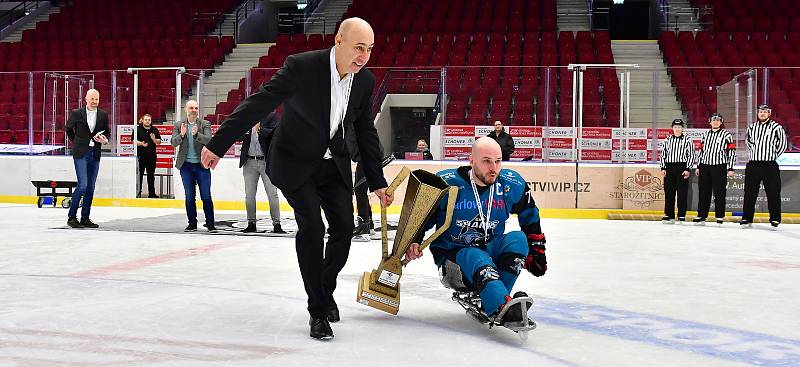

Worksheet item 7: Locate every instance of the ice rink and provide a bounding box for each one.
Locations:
[1,203,798,366]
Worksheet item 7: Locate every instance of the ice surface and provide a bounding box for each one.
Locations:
[0,204,798,366]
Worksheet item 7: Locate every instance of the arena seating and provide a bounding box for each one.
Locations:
[0,0,239,144]
[661,0,800,146]
[207,0,619,128]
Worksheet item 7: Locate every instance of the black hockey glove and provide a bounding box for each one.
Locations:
[525,233,547,277]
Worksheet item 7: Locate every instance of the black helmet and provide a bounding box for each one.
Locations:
[757,104,772,112]
[671,118,685,127]
[708,113,724,122]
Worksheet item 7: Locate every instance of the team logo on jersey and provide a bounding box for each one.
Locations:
[451,215,499,246]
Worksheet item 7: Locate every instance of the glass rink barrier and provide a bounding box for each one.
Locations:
[1,65,799,207]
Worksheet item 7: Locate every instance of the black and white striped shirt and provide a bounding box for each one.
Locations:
[697,129,735,169]
[659,134,695,170]
[746,119,788,162]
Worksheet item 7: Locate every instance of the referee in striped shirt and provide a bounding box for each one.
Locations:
[741,104,788,228]
[659,119,694,223]
[693,113,736,224]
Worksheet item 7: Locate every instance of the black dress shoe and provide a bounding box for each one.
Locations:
[272,223,286,234]
[79,218,99,228]
[327,304,340,323]
[185,223,197,232]
[242,223,257,233]
[206,224,218,233]
[309,317,334,340]
[67,217,83,228]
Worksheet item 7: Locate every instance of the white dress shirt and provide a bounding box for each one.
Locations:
[87,107,97,147]
[325,47,354,159]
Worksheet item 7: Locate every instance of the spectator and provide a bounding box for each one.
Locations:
[239,112,284,233]
[135,114,161,198]
[487,120,514,161]
[65,89,109,229]
[171,100,216,233]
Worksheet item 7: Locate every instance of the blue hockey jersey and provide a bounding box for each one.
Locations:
[421,166,542,252]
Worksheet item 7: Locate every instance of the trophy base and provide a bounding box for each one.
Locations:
[356,271,400,315]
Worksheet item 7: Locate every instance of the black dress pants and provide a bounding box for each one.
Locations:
[663,163,689,219]
[283,159,355,319]
[697,164,728,219]
[138,155,157,197]
[742,161,782,222]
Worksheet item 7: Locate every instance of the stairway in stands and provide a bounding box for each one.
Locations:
[611,40,685,127]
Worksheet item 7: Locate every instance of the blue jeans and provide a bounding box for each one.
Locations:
[179,162,214,226]
[68,152,100,219]
[454,231,528,316]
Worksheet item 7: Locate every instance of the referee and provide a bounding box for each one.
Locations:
[693,113,735,225]
[660,118,695,223]
[740,104,788,229]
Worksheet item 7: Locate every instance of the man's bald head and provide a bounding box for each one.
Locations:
[334,17,374,77]
[470,137,503,185]
[337,17,373,38]
[185,100,199,120]
[472,137,502,158]
[85,89,100,110]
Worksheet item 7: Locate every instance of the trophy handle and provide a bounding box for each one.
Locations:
[381,166,411,260]
[402,185,458,266]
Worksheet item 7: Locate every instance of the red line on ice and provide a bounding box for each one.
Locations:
[71,243,235,278]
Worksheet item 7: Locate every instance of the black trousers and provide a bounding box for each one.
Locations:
[283,159,355,319]
[354,163,372,221]
[742,161,782,222]
[697,164,728,219]
[138,155,156,197]
[663,163,689,219]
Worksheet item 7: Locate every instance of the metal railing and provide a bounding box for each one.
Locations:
[233,0,259,43]
[0,0,42,31]
[298,14,329,35]
[302,0,324,18]
[658,4,714,31]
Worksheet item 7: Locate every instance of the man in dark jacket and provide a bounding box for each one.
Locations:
[487,120,514,161]
[65,89,109,228]
[239,112,283,233]
[200,17,392,340]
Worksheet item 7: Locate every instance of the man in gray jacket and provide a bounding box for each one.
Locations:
[171,100,216,232]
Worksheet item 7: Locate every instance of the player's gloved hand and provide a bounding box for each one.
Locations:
[525,233,547,277]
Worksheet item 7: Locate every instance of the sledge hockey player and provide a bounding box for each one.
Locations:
[404,137,547,332]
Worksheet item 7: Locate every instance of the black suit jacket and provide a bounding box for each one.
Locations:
[238,112,278,168]
[206,48,387,194]
[66,107,109,160]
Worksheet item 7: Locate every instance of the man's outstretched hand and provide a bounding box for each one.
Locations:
[201,147,220,169]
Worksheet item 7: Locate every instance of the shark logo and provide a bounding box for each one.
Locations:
[451,214,499,246]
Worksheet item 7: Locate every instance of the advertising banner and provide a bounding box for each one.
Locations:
[376,162,798,213]
[438,126,715,164]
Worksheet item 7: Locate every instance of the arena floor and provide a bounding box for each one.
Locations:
[0,203,798,366]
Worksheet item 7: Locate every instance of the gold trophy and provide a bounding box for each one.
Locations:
[357,167,458,314]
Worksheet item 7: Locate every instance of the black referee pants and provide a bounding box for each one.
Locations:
[697,164,728,219]
[663,163,689,219]
[742,161,782,223]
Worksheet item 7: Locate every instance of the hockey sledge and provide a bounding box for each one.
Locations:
[439,259,536,340]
